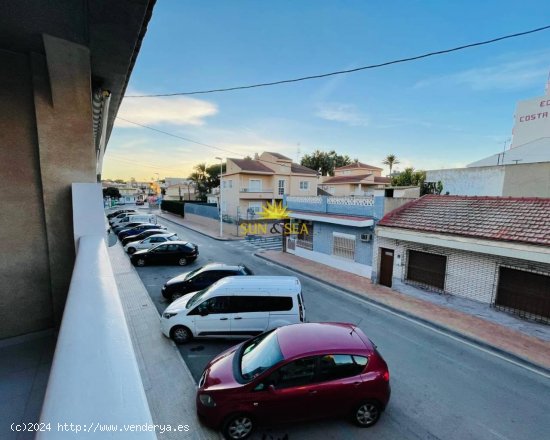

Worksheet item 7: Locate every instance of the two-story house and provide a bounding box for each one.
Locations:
[222,152,318,220]
[319,162,391,196]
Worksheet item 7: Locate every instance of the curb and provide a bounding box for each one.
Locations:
[157,213,241,242]
[255,252,550,377]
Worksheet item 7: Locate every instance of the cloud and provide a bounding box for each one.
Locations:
[115,91,218,127]
[315,102,370,126]
[414,51,550,91]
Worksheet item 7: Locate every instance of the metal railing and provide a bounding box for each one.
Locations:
[240,187,273,193]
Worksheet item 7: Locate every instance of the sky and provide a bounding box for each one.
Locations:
[102,0,550,181]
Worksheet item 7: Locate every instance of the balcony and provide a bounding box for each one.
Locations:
[239,187,274,199]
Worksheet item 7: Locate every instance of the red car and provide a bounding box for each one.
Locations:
[196,322,390,439]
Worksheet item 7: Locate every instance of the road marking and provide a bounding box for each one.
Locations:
[264,259,550,379]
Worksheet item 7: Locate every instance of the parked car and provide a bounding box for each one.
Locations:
[107,209,137,219]
[118,223,167,240]
[161,276,304,344]
[124,233,179,254]
[136,200,145,206]
[162,263,254,301]
[111,214,156,230]
[108,211,138,224]
[196,322,390,439]
[130,241,198,267]
[112,221,149,235]
[121,229,169,246]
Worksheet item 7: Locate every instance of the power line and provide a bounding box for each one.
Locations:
[125,24,550,98]
[114,117,314,172]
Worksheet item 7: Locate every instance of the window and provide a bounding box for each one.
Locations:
[168,235,178,241]
[318,355,367,382]
[197,296,231,314]
[166,244,179,251]
[332,233,356,260]
[241,331,283,381]
[232,296,293,313]
[265,357,317,389]
[299,181,309,191]
[249,179,262,192]
[227,179,233,189]
[150,237,164,243]
[278,179,285,196]
[248,202,262,214]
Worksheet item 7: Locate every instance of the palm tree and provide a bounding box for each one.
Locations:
[383,154,400,177]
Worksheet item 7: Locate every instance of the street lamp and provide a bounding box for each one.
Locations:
[154,172,160,213]
[215,157,223,237]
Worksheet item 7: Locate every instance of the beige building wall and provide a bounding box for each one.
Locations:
[288,175,318,196]
[503,162,550,197]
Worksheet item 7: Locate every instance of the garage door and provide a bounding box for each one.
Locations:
[496,267,550,323]
[406,250,447,290]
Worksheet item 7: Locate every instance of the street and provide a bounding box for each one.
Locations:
[134,216,550,440]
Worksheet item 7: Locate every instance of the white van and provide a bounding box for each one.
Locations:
[161,276,305,344]
[111,214,156,229]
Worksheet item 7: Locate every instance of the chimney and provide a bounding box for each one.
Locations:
[254,153,259,160]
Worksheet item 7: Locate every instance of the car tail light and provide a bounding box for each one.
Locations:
[382,370,390,382]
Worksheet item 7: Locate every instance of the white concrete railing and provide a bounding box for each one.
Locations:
[39,183,154,439]
[327,196,374,206]
[286,196,323,204]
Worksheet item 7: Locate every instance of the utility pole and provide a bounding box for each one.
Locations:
[215,157,223,237]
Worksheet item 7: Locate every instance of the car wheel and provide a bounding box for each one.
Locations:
[136,258,146,267]
[178,258,188,266]
[353,400,381,427]
[127,247,136,254]
[171,292,183,302]
[170,326,192,344]
[222,414,254,440]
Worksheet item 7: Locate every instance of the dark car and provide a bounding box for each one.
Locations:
[121,229,168,246]
[136,200,145,205]
[118,224,167,240]
[130,241,198,267]
[107,209,137,219]
[196,323,391,440]
[112,221,148,234]
[162,263,253,301]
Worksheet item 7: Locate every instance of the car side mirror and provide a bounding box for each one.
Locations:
[268,384,276,394]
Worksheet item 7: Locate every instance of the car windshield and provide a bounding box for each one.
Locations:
[186,288,209,309]
[240,331,283,382]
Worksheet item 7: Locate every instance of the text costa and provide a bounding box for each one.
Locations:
[519,112,548,122]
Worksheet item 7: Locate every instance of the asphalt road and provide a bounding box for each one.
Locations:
[131,214,550,440]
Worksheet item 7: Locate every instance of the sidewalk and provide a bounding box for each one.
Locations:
[157,211,242,241]
[257,250,550,372]
[108,237,217,439]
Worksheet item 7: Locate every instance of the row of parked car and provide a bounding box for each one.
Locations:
[107,208,199,267]
[106,207,391,440]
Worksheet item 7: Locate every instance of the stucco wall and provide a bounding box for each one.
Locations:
[427,166,505,196]
[312,222,374,267]
[503,162,550,197]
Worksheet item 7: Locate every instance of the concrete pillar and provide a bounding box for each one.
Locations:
[0,49,53,338]
[31,34,96,327]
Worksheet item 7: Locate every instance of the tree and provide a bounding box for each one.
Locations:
[382,154,400,177]
[189,162,227,201]
[300,149,352,176]
[114,179,126,184]
[392,167,425,186]
[103,187,121,199]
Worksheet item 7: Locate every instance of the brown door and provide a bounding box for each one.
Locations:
[379,248,394,287]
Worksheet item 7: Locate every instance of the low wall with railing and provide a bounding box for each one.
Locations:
[38,183,155,439]
[285,195,376,217]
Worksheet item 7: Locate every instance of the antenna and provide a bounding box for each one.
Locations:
[545,70,550,95]
[296,143,301,162]
[349,317,364,335]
